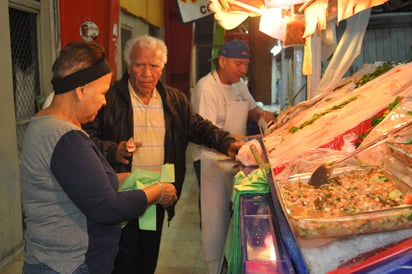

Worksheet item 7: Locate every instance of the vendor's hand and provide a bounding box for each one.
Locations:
[260,110,276,123]
[116,140,142,164]
[157,183,178,208]
[227,141,244,159]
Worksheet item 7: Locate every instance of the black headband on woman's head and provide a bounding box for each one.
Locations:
[51,60,111,94]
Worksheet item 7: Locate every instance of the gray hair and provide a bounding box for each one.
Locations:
[123,34,168,67]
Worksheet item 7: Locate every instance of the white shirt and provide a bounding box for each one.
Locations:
[129,82,165,171]
[192,71,256,127]
[191,71,257,160]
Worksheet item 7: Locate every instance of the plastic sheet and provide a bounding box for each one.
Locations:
[357,97,412,166]
[316,8,371,94]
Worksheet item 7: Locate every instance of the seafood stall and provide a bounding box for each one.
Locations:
[209,1,412,273]
[234,61,412,273]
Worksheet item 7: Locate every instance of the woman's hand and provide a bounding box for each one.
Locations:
[156,183,178,208]
[143,182,178,208]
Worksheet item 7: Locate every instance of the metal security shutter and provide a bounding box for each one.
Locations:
[9,7,40,154]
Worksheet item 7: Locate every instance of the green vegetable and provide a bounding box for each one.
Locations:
[289,127,298,133]
[357,96,404,146]
[289,96,358,134]
[388,96,401,111]
[370,173,388,183]
[389,189,403,201]
[355,62,396,88]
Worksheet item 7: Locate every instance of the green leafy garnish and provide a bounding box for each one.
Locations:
[289,96,358,134]
[355,62,395,88]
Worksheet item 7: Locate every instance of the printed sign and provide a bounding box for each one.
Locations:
[177,0,213,23]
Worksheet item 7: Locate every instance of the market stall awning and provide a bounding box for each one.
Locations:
[209,0,391,97]
[210,0,389,38]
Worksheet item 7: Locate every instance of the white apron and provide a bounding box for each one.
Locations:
[222,99,249,135]
[200,72,249,273]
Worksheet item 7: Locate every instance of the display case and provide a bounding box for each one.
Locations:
[275,166,412,239]
[264,169,412,274]
[235,134,412,273]
[239,193,295,274]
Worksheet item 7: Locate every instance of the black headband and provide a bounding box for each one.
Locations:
[51,60,111,94]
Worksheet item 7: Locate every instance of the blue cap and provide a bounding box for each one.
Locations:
[218,40,250,59]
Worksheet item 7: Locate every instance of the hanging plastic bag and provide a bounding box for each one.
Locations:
[283,6,306,47]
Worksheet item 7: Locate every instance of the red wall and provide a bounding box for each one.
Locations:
[59,0,120,80]
[164,0,193,97]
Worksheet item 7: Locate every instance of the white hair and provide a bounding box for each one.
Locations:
[123,34,168,67]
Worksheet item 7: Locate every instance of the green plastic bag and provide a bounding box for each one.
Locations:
[118,164,174,231]
[225,167,269,274]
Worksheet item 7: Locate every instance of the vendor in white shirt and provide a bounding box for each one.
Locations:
[191,39,275,274]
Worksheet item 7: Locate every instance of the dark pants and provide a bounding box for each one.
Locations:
[112,205,165,274]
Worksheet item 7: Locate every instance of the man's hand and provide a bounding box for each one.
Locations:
[230,134,245,142]
[116,140,142,164]
[227,141,244,159]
